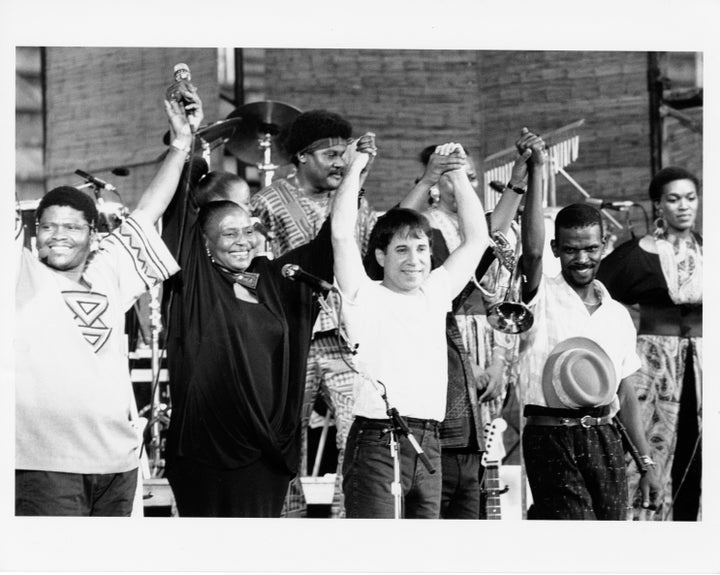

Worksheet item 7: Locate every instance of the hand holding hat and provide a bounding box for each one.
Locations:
[542,337,617,409]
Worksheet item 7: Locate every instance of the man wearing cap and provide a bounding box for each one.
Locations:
[250,110,378,515]
[516,129,659,520]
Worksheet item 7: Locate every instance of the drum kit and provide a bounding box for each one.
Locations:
[162,99,301,186]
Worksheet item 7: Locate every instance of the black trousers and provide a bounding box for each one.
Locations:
[523,417,627,521]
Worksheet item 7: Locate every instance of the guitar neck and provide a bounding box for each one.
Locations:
[485,464,502,520]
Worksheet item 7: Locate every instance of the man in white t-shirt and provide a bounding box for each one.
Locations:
[331,142,489,518]
[14,81,202,516]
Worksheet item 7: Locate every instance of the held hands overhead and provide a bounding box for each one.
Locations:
[344,132,378,172]
[506,128,546,190]
[515,127,547,167]
[422,142,468,186]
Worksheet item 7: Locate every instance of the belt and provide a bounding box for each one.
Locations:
[354,415,439,430]
[639,303,702,337]
[525,414,615,428]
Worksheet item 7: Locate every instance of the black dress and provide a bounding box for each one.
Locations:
[161,180,333,517]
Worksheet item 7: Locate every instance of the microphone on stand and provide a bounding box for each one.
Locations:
[75,169,117,193]
[281,263,337,293]
[585,197,637,210]
[387,408,436,474]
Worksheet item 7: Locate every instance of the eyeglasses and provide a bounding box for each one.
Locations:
[36,222,92,235]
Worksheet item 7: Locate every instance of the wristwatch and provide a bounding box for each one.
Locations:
[506,182,526,195]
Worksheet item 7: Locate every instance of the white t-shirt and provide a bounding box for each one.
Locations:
[15,213,179,474]
[518,273,641,414]
[341,266,452,421]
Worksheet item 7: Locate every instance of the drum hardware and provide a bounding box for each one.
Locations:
[161,117,244,168]
[224,100,302,187]
[146,283,165,476]
[484,224,534,334]
[74,168,129,233]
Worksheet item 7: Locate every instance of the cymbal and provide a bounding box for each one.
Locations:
[162,117,244,146]
[224,101,302,165]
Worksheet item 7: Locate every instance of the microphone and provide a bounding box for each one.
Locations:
[387,408,436,474]
[75,169,117,193]
[111,166,130,177]
[585,197,637,210]
[489,180,506,194]
[281,264,336,293]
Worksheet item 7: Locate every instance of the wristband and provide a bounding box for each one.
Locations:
[506,182,526,195]
[170,139,191,155]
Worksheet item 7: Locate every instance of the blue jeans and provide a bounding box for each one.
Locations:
[343,416,441,518]
[440,450,482,519]
[15,468,138,516]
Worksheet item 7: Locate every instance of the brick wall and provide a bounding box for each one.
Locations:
[15,47,44,203]
[260,49,702,226]
[43,47,219,209]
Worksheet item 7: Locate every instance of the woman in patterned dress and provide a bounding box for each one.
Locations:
[598,167,702,521]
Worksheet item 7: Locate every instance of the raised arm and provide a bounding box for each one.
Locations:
[331,133,375,299]
[399,146,465,212]
[440,144,489,297]
[518,128,546,302]
[133,84,204,224]
[489,147,533,235]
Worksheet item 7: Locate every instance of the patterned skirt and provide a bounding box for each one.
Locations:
[626,335,702,521]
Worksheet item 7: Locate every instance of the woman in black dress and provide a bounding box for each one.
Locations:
[161,184,333,517]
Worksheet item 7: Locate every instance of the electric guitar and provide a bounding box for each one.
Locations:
[481,418,508,520]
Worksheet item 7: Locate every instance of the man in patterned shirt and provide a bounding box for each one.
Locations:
[14,81,202,516]
[250,110,378,515]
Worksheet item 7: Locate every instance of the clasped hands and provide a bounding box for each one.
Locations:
[344,132,378,171]
[422,142,468,186]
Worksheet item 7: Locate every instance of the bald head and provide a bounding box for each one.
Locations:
[198,200,249,234]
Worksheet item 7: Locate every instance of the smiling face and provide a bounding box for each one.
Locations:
[35,205,95,276]
[299,143,348,192]
[656,178,699,233]
[375,228,432,294]
[203,207,258,272]
[551,224,605,289]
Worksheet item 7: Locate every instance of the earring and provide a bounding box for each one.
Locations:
[205,246,216,264]
[429,186,440,207]
[653,213,667,240]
